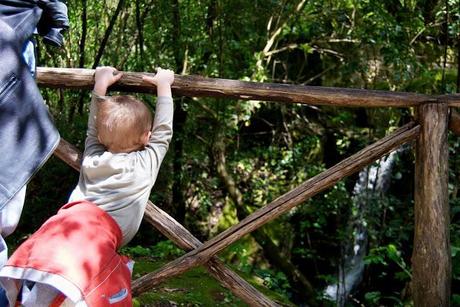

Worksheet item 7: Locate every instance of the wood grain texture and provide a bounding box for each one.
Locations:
[412,103,450,307]
[449,109,460,136]
[132,123,420,291]
[36,67,443,107]
[54,139,82,171]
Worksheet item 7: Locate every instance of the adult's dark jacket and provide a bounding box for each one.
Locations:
[0,0,69,209]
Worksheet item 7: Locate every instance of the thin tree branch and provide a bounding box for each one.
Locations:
[92,0,125,69]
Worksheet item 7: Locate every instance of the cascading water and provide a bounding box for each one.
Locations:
[324,148,402,306]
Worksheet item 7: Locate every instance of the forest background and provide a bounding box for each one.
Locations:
[9,0,460,306]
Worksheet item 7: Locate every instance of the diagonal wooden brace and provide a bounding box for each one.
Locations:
[131,122,420,294]
[54,138,279,307]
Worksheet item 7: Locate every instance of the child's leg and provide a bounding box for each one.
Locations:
[0,186,26,238]
[21,281,62,306]
[0,187,25,306]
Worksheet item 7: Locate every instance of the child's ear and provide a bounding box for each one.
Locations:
[142,131,151,145]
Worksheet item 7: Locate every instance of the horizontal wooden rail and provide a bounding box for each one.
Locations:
[53,138,278,307]
[36,67,457,107]
[131,122,420,293]
[449,109,460,135]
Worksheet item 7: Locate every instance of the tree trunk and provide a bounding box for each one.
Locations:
[75,0,88,117]
[172,98,187,224]
[119,0,155,68]
[92,0,125,69]
[457,20,460,93]
[135,0,144,63]
[170,0,187,224]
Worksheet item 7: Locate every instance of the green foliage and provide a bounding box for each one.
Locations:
[453,294,460,307]
[221,239,257,274]
[121,241,185,260]
[362,244,412,306]
[365,244,411,281]
[150,241,185,259]
[121,245,152,257]
[253,268,291,299]
[364,291,382,305]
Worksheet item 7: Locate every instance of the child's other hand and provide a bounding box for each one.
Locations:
[94,66,123,89]
[143,68,174,86]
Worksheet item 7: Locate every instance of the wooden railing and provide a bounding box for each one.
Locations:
[38,67,460,307]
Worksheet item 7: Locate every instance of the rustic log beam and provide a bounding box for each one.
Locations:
[438,94,460,107]
[449,109,460,135]
[412,103,450,306]
[131,122,420,293]
[53,138,278,307]
[54,138,82,171]
[36,67,439,107]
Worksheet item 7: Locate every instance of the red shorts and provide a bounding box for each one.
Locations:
[0,200,132,306]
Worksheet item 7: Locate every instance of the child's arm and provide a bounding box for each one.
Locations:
[142,68,174,172]
[85,67,123,154]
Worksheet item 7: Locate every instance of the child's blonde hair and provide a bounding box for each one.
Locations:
[97,95,152,153]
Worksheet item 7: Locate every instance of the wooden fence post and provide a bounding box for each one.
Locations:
[412,102,450,306]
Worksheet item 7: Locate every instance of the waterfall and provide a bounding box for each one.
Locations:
[324,148,401,305]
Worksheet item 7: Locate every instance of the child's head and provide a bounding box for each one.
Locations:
[97,95,152,153]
